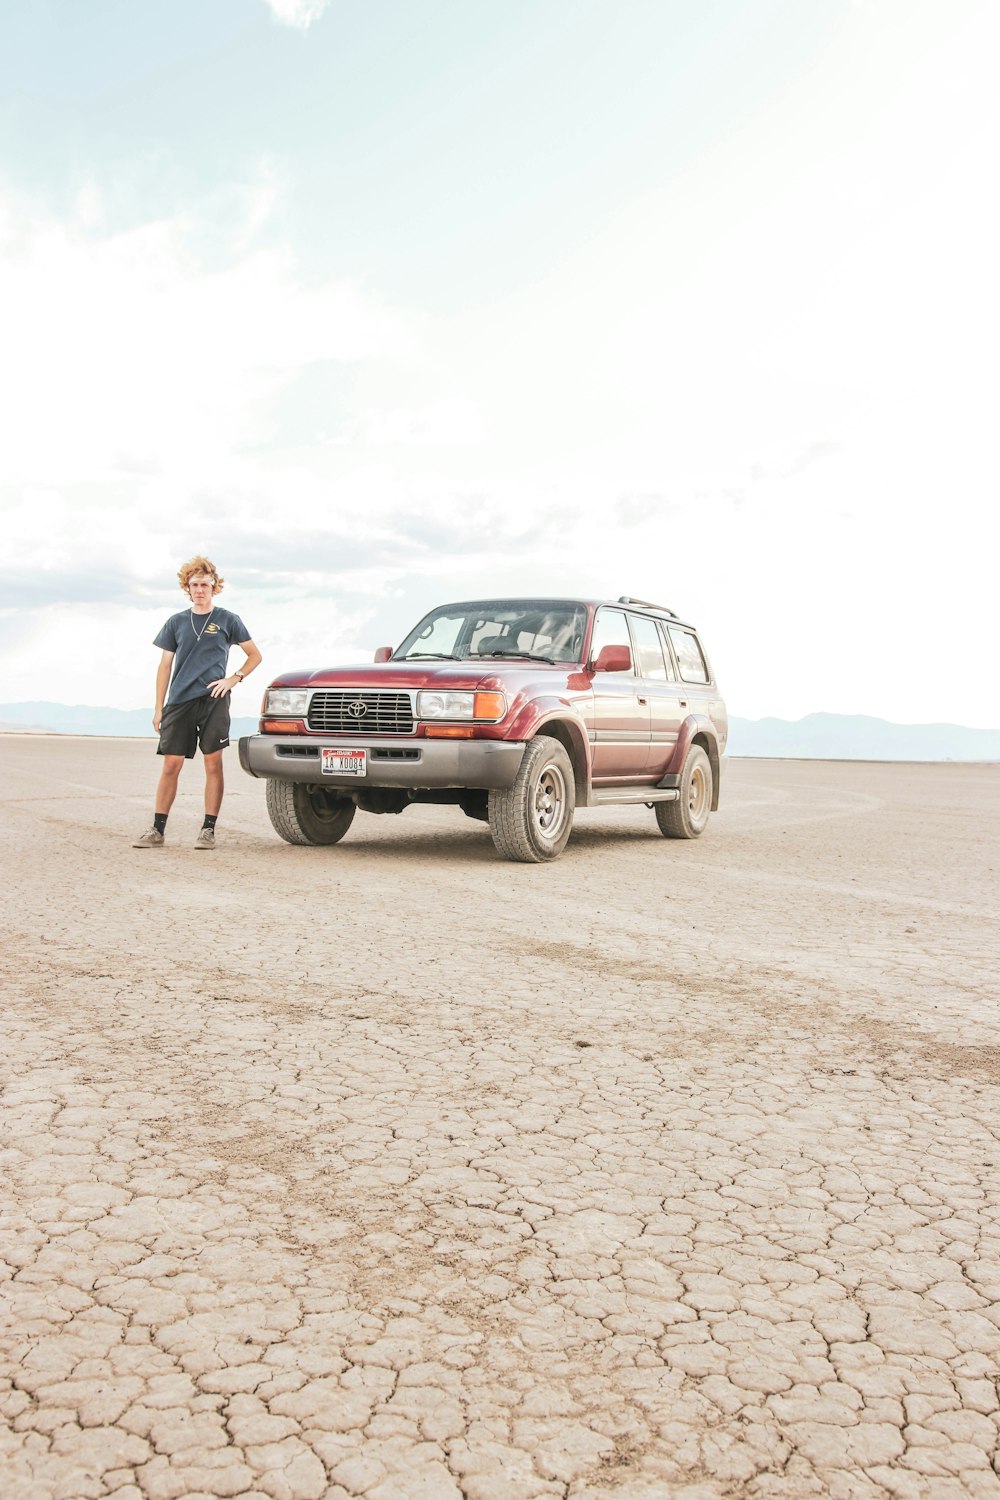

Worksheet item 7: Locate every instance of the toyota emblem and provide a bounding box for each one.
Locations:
[348,700,368,718]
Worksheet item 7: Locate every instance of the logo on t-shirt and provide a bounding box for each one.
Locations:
[204,623,221,634]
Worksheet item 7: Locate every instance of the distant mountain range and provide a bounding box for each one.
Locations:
[1,702,998,761]
[726,712,1000,761]
[0,701,260,740]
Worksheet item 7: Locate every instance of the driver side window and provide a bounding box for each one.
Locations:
[589,609,634,673]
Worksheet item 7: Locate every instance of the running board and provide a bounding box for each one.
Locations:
[591,787,680,805]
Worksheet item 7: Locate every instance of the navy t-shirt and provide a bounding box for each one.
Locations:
[154,607,251,706]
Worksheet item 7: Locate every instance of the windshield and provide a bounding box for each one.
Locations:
[395,600,588,663]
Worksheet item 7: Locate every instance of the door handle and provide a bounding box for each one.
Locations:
[679,700,688,708]
[638,696,648,705]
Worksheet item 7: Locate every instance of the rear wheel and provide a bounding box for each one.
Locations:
[488,738,575,862]
[655,746,712,839]
[265,779,356,846]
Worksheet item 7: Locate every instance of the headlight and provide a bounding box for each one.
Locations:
[265,688,310,716]
[418,690,475,719]
[416,690,506,721]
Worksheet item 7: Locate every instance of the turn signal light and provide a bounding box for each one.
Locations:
[474,691,506,720]
[424,725,475,738]
[262,719,304,733]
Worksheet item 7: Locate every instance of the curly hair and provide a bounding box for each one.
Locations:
[177,556,225,595]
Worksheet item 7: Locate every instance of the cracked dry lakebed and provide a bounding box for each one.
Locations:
[1,734,998,1500]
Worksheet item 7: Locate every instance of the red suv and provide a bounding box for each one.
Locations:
[239,596,727,862]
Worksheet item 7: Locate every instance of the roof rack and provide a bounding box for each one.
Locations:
[617,595,678,618]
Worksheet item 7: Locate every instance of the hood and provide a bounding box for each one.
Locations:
[270,659,568,693]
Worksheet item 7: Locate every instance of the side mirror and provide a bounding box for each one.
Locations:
[592,644,632,674]
[373,646,393,663]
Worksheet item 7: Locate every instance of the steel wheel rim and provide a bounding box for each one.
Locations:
[533,763,568,840]
[689,763,709,823]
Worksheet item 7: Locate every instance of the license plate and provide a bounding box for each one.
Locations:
[321,747,367,777]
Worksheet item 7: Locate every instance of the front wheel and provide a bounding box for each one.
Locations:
[655,746,712,839]
[488,739,575,863]
[265,779,356,846]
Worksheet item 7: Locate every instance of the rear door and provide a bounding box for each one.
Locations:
[589,607,651,781]
[662,622,716,725]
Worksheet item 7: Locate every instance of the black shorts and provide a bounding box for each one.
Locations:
[158,695,232,759]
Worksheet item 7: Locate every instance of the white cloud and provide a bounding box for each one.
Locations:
[0,191,411,495]
[262,0,331,31]
[362,398,487,448]
[3,3,999,725]
[0,175,427,703]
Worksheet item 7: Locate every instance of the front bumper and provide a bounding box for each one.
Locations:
[239,734,526,790]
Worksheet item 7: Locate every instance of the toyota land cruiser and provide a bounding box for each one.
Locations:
[239,596,727,862]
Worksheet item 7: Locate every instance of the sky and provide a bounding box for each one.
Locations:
[1,0,997,726]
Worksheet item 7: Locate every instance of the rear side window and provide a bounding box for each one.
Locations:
[589,609,634,673]
[627,614,671,680]
[667,626,710,684]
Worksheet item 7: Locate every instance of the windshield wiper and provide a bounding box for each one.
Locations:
[479,650,556,664]
[403,652,461,660]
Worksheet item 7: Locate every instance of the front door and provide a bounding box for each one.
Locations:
[627,613,686,777]
[589,608,651,781]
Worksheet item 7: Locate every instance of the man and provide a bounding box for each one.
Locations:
[133,556,262,850]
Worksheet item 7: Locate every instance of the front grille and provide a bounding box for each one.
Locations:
[308,690,414,735]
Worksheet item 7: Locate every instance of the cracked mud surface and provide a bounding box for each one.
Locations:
[1,735,998,1500]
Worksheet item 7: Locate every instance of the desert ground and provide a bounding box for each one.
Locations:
[1,734,998,1500]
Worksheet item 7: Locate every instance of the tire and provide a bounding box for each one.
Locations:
[265,778,356,846]
[655,746,712,839]
[488,738,575,863]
